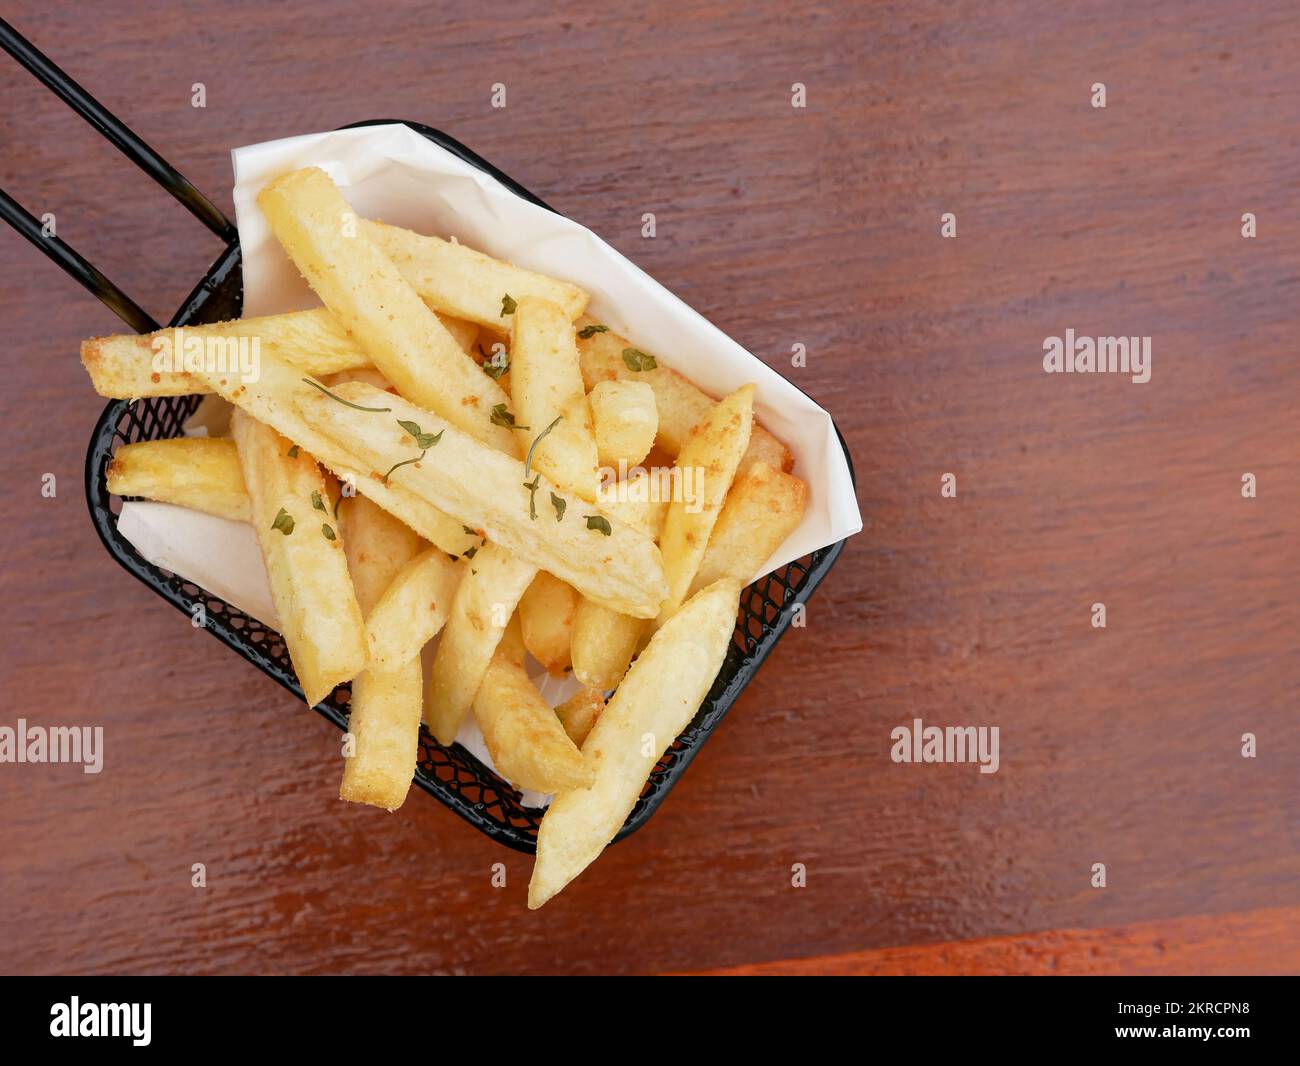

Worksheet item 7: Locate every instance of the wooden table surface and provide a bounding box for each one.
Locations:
[1,1,1296,976]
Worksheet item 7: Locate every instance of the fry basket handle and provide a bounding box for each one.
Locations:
[0,17,238,333]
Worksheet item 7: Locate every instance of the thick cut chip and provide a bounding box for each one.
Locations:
[691,461,808,593]
[231,409,368,706]
[256,167,516,451]
[80,309,370,399]
[107,437,249,522]
[570,600,644,692]
[338,494,424,811]
[655,385,753,625]
[528,579,742,908]
[472,651,592,793]
[366,547,462,671]
[424,544,537,745]
[363,220,588,329]
[518,571,579,676]
[554,687,606,748]
[510,296,600,500]
[588,379,657,468]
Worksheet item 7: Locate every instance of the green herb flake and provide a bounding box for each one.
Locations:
[482,349,510,380]
[524,415,563,476]
[271,508,295,535]
[311,491,326,512]
[382,451,426,483]
[397,419,443,449]
[491,403,527,430]
[322,523,337,541]
[287,445,301,459]
[301,377,393,412]
[501,293,517,316]
[462,524,478,536]
[577,324,609,339]
[622,348,657,372]
[585,515,613,536]
[523,474,542,520]
[464,545,478,559]
[550,492,566,522]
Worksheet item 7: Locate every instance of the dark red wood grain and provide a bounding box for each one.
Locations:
[0,0,1296,975]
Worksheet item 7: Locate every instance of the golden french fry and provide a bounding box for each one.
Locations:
[338,494,424,810]
[656,385,753,625]
[288,380,668,619]
[577,320,790,474]
[424,543,538,745]
[81,309,371,399]
[340,494,423,610]
[510,297,599,500]
[518,571,578,676]
[341,661,422,810]
[231,409,368,706]
[588,379,657,468]
[80,306,473,401]
[691,461,808,593]
[570,600,644,692]
[472,651,592,793]
[107,437,249,522]
[529,579,742,908]
[555,687,605,748]
[363,220,589,329]
[366,547,462,671]
[257,167,516,451]
[187,346,478,557]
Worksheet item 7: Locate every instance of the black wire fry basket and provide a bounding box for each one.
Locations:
[0,19,853,853]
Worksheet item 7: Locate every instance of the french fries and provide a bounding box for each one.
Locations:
[338,494,424,810]
[342,664,423,810]
[424,543,538,745]
[692,461,808,593]
[570,600,644,692]
[528,579,742,908]
[588,379,657,468]
[365,547,461,671]
[656,385,754,625]
[74,158,817,906]
[288,380,668,619]
[518,571,578,675]
[363,220,589,330]
[231,409,368,706]
[576,318,791,474]
[472,650,592,793]
[81,309,371,399]
[187,346,478,557]
[257,167,517,452]
[81,308,475,401]
[509,296,600,500]
[107,438,249,522]
[554,687,605,748]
